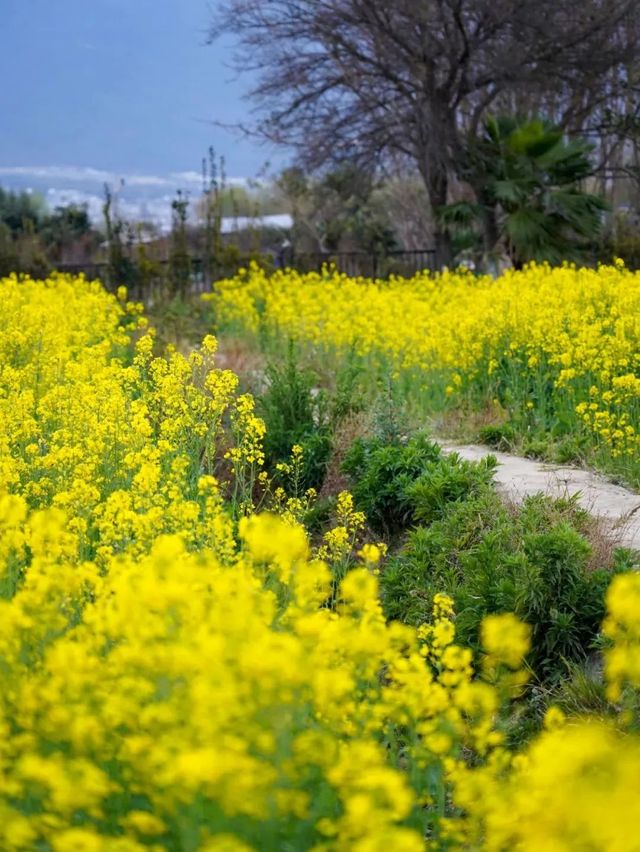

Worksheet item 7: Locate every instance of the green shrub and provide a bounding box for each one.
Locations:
[342,434,496,536]
[299,495,336,537]
[330,348,366,423]
[382,490,628,685]
[382,487,507,624]
[341,432,442,535]
[297,430,333,493]
[553,658,611,719]
[521,436,550,459]
[478,423,517,450]
[258,343,332,491]
[517,524,600,676]
[407,454,497,525]
[551,434,590,465]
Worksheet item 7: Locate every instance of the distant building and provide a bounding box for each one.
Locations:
[219,214,293,234]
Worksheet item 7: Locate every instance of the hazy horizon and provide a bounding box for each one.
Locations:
[0,0,289,228]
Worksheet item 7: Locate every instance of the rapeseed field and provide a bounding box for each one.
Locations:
[2,272,640,850]
[210,260,640,480]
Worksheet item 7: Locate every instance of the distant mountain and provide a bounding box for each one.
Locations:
[0,165,255,232]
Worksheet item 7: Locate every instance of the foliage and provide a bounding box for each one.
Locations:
[0,185,46,233]
[146,292,216,352]
[0,220,50,278]
[477,423,518,451]
[441,117,607,266]
[259,343,332,491]
[39,203,95,259]
[102,184,137,292]
[0,186,99,278]
[341,433,442,535]
[168,190,192,298]
[382,485,627,684]
[407,454,497,525]
[278,164,398,255]
[258,342,366,493]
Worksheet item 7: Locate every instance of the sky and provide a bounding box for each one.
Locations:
[0,0,288,228]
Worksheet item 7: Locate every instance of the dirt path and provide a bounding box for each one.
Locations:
[441,443,640,551]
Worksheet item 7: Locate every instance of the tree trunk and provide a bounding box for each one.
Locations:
[434,222,453,270]
[462,170,502,273]
[417,157,452,269]
[479,198,500,256]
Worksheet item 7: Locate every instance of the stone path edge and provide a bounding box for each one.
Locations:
[440,443,640,552]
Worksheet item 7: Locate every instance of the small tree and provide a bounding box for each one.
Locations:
[277,165,397,256]
[201,147,225,284]
[40,204,96,263]
[0,186,45,234]
[103,184,136,291]
[134,222,163,298]
[168,191,191,298]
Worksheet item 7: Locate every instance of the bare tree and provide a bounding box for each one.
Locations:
[211,0,640,264]
[373,174,435,251]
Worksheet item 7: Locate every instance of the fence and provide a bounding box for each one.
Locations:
[54,257,211,302]
[53,248,438,301]
[281,249,438,278]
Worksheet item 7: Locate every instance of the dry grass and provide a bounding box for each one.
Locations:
[215,334,267,392]
[583,514,629,572]
[434,398,510,443]
[319,411,370,501]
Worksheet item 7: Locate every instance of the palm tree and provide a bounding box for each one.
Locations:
[441,117,607,268]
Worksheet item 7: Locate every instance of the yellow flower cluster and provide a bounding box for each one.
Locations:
[0,273,266,583]
[2,511,521,850]
[603,572,640,701]
[3,273,640,850]
[210,260,640,462]
[317,490,366,563]
[453,720,640,849]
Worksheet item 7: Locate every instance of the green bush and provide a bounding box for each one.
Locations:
[551,434,590,465]
[478,423,517,451]
[341,432,442,535]
[407,454,497,525]
[382,489,629,684]
[258,343,332,491]
[342,434,495,536]
[330,348,366,423]
[517,524,599,675]
[382,486,507,623]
